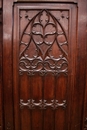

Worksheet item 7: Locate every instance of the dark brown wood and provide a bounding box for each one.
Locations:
[70,0,87,130]
[13,2,77,130]
[0,0,3,9]
[2,0,87,130]
[3,0,14,130]
[0,7,3,130]
[83,67,87,130]
[83,2,87,128]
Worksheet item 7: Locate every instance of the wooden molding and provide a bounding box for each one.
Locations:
[0,0,2,9]
[14,0,77,3]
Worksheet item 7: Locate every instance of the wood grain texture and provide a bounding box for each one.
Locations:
[2,0,87,130]
[0,0,2,9]
[3,0,14,129]
[13,3,77,130]
[70,0,87,130]
[0,8,3,130]
[83,1,87,129]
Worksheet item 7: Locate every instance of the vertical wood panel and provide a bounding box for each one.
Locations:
[21,109,31,130]
[83,25,87,129]
[44,75,55,100]
[44,109,54,130]
[31,75,43,130]
[56,76,67,101]
[0,8,3,130]
[3,0,14,129]
[32,109,43,130]
[70,1,87,130]
[13,4,21,130]
[55,109,66,130]
[20,75,31,100]
[82,1,87,129]
[55,76,67,130]
[20,75,31,130]
[2,1,87,130]
[44,75,55,130]
[31,75,43,101]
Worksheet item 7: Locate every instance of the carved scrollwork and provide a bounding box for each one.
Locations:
[19,9,68,76]
[20,99,66,110]
[19,55,68,76]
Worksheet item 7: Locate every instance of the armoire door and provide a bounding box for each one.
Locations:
[3,0,87,130]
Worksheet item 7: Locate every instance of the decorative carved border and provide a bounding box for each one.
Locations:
[20,99,66,109]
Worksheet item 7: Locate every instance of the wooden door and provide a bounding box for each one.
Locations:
[3,0,87,130]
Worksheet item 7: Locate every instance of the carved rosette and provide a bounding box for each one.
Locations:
[19,9,68,76]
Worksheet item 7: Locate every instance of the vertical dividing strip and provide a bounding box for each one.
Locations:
[12,4,15,130]
[54,76,57,130]
[42,75,44,130]
[30,76,32,130]
[19,76,21,130]
[19,8,22,130]
[42,14,45,129]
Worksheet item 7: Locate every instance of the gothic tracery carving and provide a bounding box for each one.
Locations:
[19,9,68,76]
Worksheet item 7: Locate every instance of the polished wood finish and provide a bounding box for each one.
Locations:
[83,12,87,129]
[70,1,87,130]
[14,0,77,3]
[0,6,3,130]
[2,0,87,130]
[13,3,77,130]
[0,0,2,8]
[3,0,14,130]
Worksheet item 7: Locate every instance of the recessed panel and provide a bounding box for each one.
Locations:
[13,3,77,130]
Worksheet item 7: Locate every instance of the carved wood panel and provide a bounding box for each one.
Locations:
[19,9,68,76]
[13,3,77,130]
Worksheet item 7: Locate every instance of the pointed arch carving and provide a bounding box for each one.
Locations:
[19,9,68,76]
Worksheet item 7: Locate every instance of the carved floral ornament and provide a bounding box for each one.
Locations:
[19,9,68,76]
